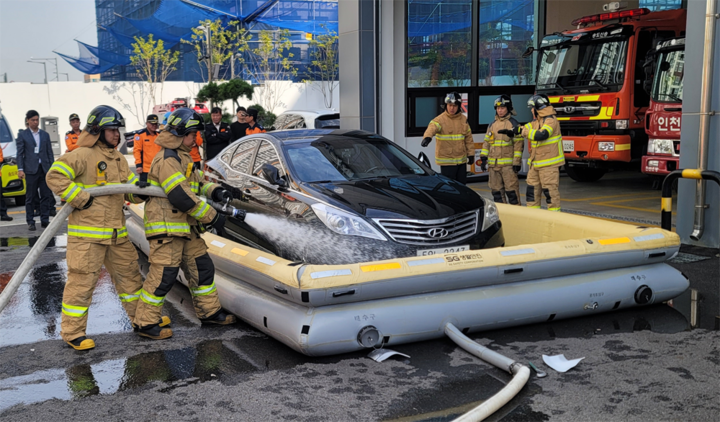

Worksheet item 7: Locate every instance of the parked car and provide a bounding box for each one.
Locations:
[204,129,504,265]
[0,109,27,206]
[272,110,340,130]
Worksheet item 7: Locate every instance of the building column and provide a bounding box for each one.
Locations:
[339,0,377,132]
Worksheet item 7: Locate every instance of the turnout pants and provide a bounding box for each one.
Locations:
[440,164,467,185]
[61,238,144,342]
[488,166,521,205]
[526,165,561,211]
[134,232,221,327]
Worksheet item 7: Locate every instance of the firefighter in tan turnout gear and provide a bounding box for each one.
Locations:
[479,95,524,205]
[421,92,475,184]
[134,108,240,340]
[46,105,163,351]
[521,94,565,211]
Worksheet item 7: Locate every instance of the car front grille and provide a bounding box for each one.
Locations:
[373,210,479,246]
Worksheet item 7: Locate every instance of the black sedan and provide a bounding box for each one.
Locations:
[204,129,504,265]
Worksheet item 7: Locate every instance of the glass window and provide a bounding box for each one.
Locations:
[477,94,533,125]
[640,0,683,11]
[252,141,283,177]
[652,49,684,103]
[408,0,472,87]
[229,139,259,174]
[477,0,535,86]
[314,114,340,129]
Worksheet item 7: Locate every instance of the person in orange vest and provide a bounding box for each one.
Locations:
[191,131,204,170]
[65,114,82,153]
[133,114,160,182]
[245,107,266,136]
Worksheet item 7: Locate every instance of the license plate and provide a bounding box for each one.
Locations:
[417,245,469,256]
[563,140,574,152]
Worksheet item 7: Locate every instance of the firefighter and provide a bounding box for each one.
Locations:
[133,114,160,182]
[421,92,475,184]
[521,94,565,211]
[65,113,82,153]
[245,107,266,136]
[480,95,524,205]
[134,108,239,340]
[45,105,166,351]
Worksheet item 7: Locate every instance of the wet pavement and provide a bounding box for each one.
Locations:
[0,178,718,421]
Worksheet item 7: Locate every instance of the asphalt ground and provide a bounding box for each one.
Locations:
[0,170,718,421]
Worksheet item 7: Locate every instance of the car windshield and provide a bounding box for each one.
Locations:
[652,49,684,103]
[285,137,428,183]
[537,37,628,93]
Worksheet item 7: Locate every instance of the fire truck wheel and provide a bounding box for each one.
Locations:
[565,166,607,183]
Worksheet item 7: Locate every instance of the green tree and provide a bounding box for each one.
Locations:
[219,79,254,109]
[196,81,222,108]
[243,29,297,114]
[130,34,180,106]
[186,19,248,81]
[305,26,339,109]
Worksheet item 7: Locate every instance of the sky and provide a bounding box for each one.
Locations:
[0,0,98,83]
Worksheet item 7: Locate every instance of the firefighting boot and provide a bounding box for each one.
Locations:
[132,316,171,332]
[66,336,96,351]
[137,324,173,340]
[200,309,237,326]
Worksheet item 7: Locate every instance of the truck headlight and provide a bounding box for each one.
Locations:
[615,120,628,130]
[312,203,387,241]
[598,142,615,151]
[481,200,499,232]
[648,139,673,155]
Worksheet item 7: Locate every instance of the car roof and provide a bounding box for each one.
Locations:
[277,110,339,119]
[250,129,382,145]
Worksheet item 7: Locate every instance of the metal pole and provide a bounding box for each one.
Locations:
[690,0,719,241]
[206,25,213,83]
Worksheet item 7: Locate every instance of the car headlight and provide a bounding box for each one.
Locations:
[598,142,615,151]
[615,120,628,130]
[648,139,673,155]
[481,200,499,232]
[311,203,387,241]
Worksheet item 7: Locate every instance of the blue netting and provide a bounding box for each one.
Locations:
[77,40,131,65]
[55,51,116,74]
[255,0,337,33]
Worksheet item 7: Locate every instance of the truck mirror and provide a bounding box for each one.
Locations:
[545,52,557,64]
[522,46,535,58]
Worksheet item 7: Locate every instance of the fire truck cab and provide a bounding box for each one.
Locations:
[642,37,684,186]
[535,5,686,182]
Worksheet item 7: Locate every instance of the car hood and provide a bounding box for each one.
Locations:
[302,174,483,220]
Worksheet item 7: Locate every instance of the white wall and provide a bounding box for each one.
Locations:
[0,80,339,153]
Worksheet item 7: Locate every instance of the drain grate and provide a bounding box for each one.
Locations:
[669,252,712,264]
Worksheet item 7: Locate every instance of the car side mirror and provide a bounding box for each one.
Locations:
[261,163,287,188]
[417,152,431,167]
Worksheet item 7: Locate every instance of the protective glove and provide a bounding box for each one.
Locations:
[467,155,475,165]
[513,126,523,136]
[496,129,514,137]
[480,156,488,172]
[421,137,432,147]
[135,180,150,189]
[210,212,226,233]
[81,196,94,210]
[513,165,522,174]
[211,188,233,203]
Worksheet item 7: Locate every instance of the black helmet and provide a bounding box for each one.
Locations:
[494,94,513,112]
[164,108,205,137]
[85,105,125,135]
[527,94,551,111]
[444,91,462,107]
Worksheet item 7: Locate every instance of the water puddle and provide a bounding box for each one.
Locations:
[0,340,252,410]
[0,235,67,251]
[0,263,132,347]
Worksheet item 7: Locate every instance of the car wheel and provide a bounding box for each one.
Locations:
[15,195,26,206]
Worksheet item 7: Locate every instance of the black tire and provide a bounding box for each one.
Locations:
[565,166,607,182]
[15,195,26,206]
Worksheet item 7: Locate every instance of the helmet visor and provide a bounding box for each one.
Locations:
[444,93,458,104]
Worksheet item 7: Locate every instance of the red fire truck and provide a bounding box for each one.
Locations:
[642,37,684,188]
[534,5,686,182]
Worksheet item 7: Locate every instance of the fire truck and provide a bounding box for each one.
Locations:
[534,5,686,182]
[641,37,684,188]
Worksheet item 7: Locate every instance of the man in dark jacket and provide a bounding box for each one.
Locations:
[229,106,249,141]
[16,110,55,230]
[204,107,233,161]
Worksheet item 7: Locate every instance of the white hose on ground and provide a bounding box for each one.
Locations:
[0,185,166,313]
[445,323,531,422]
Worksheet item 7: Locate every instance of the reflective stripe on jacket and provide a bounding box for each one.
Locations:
[523,107,565,169]
[46,142,143,243]
[144,141,219,239]
[423,111,475,166]
[481,115,524,167]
